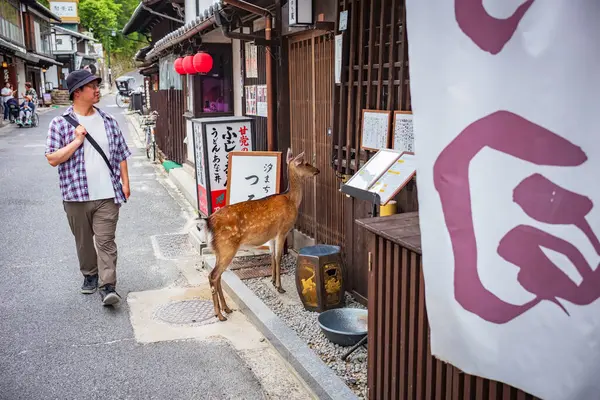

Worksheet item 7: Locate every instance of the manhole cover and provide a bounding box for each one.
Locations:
[153,300,216,325]
[151,233,199,260]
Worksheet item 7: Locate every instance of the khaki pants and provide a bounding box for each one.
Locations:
[63,199,120,287]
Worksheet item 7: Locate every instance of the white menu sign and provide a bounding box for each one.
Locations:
[227,152,281,205]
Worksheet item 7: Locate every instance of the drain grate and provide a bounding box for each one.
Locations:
[230,254,271,270]
[234,265,274,280]
[153,300,216,325]
[151,233,199,260]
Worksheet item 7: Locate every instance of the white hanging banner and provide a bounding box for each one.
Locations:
[406,1,600,399]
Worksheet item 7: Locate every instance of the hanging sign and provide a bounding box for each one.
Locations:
[245,42,258,78]
[392,111,414,153]
[245,85,257,116]
[406,1,600,399]
[288,0,312,26]
[360,109,392,151]
[339,10,348,31]
[335,34,343,84]
[192,117,256,216]
[226,151,282,205]
[256,85,267,117]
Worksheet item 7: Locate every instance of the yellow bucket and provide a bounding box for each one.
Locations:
[380,200,397,216]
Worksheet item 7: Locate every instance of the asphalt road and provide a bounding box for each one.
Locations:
[0,97,267,400]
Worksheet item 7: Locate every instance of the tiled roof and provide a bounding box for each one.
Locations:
[145,0,224,61]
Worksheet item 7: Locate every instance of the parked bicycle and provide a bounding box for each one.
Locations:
[135,110,158,161]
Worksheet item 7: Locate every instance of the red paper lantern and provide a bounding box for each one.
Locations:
[182,55,196,74]
[193,52,213,74]
[174,57,185,75]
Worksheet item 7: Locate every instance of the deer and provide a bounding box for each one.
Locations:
[198,148,320,321]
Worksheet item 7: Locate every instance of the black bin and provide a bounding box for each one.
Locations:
[131,92,143,112]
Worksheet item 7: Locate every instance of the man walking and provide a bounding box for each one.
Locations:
[45,69,131,306]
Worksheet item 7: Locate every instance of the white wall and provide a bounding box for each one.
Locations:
[52,34,74,52]
[46,65,59,90]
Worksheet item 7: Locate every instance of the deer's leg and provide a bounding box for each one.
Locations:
[210,248,236,321]
[216,277,232,314]
[273,233,287,294]
[269,239,276,285]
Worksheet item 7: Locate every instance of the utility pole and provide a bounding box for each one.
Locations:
[107,30,115,87]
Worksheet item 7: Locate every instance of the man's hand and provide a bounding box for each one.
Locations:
[74,125,87,144]
[122,182,130,200]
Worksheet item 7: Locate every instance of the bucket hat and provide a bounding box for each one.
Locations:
[66,69,102,99]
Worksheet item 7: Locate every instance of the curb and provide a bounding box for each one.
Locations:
[191,234,359,400]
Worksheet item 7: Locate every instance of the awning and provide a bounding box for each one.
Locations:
[17,51,63,67]
[134,45,153,62]
[52,25,97,42]
[144,0,225,61]
[123,1,184,36]
[22,0,62,22]
[0,38,27,55]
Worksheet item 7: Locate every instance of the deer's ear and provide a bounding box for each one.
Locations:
[286,148,294,163]
[293,151,305,166]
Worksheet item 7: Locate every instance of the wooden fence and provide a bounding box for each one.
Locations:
[149,88,186,165]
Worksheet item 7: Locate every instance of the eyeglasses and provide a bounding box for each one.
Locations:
[85,82,100,90]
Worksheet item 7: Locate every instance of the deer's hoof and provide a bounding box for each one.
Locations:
[216,313,228,322]
[277,287,286,294]
[223,306,233,314]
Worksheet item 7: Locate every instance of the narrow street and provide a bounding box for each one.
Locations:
[0,95,312,400]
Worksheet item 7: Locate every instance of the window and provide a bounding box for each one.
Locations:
[159,54,182,90]
[199,77,231,113]
[0,0,23,45]
[192,44,233,116]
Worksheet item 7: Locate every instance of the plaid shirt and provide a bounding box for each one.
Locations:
[45,106,132,204]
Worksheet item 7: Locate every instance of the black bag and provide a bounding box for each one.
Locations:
[63,113,127,202]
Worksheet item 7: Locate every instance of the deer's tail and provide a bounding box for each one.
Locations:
[195,217,214,248]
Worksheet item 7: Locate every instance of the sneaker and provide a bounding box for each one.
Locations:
[81,274,98,294]
[99,284,121,306]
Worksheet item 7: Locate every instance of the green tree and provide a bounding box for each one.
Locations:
[77,0,148,77]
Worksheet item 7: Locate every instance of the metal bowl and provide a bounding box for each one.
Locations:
[317,308,368,346]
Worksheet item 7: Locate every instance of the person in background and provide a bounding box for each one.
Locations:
[17,95,34,125]
[23,82,37,113]
[2,83,13,121]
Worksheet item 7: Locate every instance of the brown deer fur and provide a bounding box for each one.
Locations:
[202,149,320,321]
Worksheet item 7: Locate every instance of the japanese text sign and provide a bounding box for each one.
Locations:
[226,151,282,205]
[406,1,600,399]
[192,117,255,216]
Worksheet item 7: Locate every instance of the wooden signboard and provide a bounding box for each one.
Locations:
[360,109,392,151]
[392,111,414,153]
[368,152,416,205]
[226,151,282,205]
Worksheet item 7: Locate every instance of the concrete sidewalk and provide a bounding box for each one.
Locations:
[124,111,358,400]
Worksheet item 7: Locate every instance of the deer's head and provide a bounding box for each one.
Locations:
[287,148,320,178]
